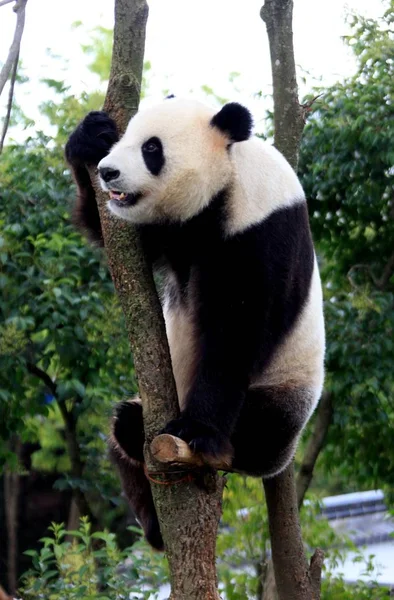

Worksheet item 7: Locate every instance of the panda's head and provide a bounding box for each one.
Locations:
[97,98,253,224]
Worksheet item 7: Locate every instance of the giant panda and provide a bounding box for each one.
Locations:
[66,98,325,550]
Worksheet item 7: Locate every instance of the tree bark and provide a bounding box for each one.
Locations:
[261,0,304,170]
[296,392,333,509]
[263,393,331,599]
[0,0,27,98]
[88,1,224,597]
[260,1,324,598]
[0,49,18,154]
[263,467,324,600]
[262,561,277,600]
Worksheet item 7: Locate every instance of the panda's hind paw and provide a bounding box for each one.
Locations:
[161,416,233,468]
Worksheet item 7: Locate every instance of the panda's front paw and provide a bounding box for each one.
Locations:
[161,416,233,468]
[65,111,119,167]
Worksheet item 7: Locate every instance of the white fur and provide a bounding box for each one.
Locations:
[226,138,305,234]
[163,299,198,410]
[98,99,232,224]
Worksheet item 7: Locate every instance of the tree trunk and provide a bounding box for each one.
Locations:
[67,496,81,533]
[264,466,324,600]
[88,1,224,597]
[260,0,304,170]
[262,561,277,600]
[4,437,21,596]
[260,1,324,598]
[57,401,95,522]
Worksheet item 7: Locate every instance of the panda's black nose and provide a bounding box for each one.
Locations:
[99,167,120,183]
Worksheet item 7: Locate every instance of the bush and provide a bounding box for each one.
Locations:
[20,518,168,600]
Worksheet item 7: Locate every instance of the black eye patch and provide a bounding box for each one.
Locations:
[141,136,165,176]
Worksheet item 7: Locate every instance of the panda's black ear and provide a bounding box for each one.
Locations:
[211,102,253,142]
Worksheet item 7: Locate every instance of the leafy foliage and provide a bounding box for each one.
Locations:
[0,105,135,519]
[217,475,269,599]
[299,0,394,492]
[20,488,389,600]
[21,518,168,600]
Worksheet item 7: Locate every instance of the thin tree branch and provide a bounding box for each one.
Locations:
[26,361,57,396]
[0,50,18,154]
[300,93,323,121]
[4,435,21,596]
[348,257,394,291]
[0,0,27,98]
[0,0,15,7]
[296,392,333,509]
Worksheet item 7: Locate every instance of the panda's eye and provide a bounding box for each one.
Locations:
[142,138,160,153]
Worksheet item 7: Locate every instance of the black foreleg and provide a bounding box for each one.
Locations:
[65,111,119,245]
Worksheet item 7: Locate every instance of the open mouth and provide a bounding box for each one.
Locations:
[109,190,143,207]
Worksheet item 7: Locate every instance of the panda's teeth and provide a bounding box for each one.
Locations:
[109,191,126,201]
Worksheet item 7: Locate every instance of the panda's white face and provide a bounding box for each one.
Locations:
[98,99,236,224]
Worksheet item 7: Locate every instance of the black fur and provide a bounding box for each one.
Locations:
[65,111,119,245]
[113,400,145,462]
[108,441,164,551]
[231,387,312,477]
[211,102,253,142]
[109,400,164,550]
[141,136,165,176]
[65,111,118,167]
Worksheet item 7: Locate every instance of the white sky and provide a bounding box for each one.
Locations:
[0,0,383,137]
